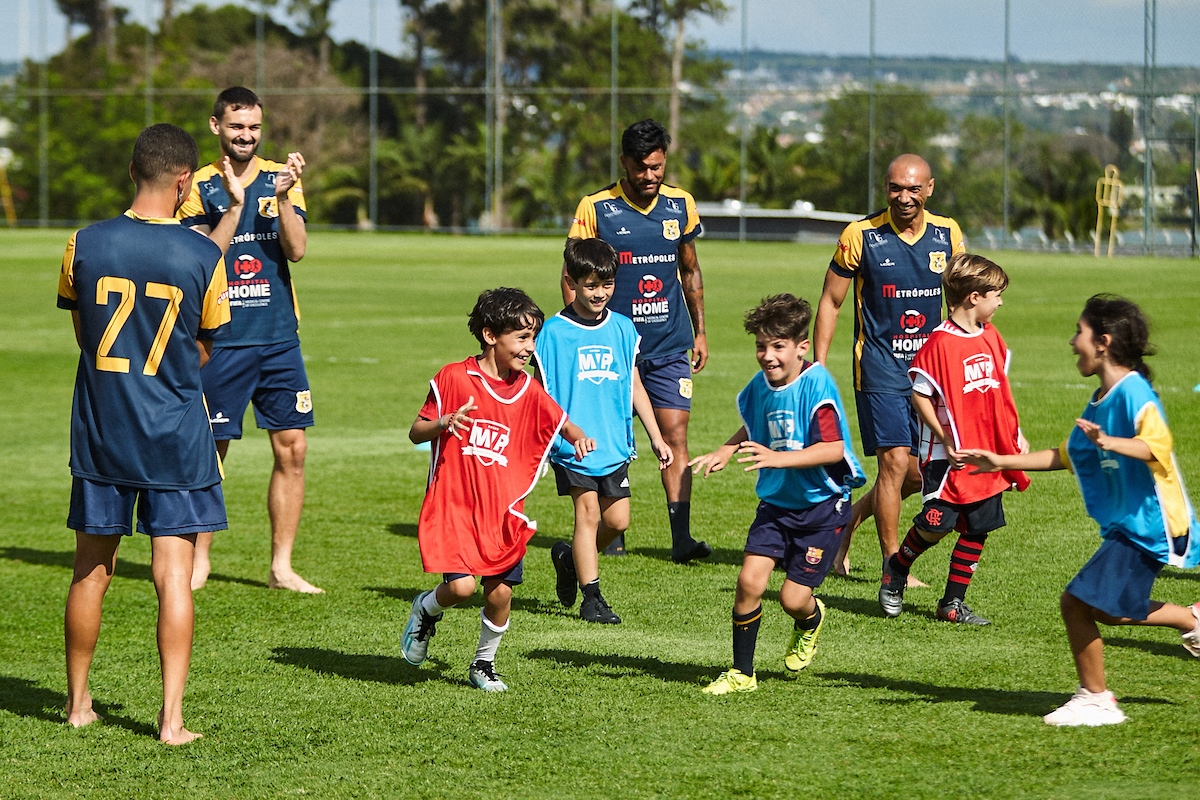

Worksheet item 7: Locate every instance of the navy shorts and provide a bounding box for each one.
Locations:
[638,353,692,412]
[553,462,631,499]
[855,391,918,454]
[913,493,1006,537]
[202,342,314,440]
[444,558,524,586]
[744,496,850,587]
[68,477,228,537]
[1065,533,1163,621]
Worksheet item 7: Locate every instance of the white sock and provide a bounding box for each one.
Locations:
[422,590,448,617]
[474,610,509,664]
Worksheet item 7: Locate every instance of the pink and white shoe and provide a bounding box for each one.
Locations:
[1043,687,1127,727]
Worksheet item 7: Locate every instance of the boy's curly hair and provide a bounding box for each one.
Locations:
[743,294,812,341]
[468,288,545,346]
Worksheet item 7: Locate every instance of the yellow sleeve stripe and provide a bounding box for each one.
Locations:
[1058,440,1074,474]
[1136,403,1190,539]
[58,231,80,302]
[201,257,231,331]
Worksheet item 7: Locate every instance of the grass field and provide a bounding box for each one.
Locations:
[2,229,1199,798]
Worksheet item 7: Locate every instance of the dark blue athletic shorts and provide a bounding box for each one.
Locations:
[68,477,228,537]
[553,461,631,499]
[202,341,313,440]
[913,493,1006,537]
[855,391,918,454]
[444,558,524,587]
[1065,532,1163,621]
[637,352,692,412]
[744,495,850,587]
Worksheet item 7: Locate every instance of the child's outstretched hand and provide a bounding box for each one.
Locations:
[960,449,1002,473]
[734,440,787,471]
[573,437,597,461]
[650,438,674,470]
[442,395,476,440]
[1075,418,1109,448]
[688,447,733,477]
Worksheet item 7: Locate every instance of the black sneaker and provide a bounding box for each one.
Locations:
[580,593,622,624]
[602,533,627,557]
[551,541,577,607]
[937,597,991,626]
[878,559,905,618]
[670,539,712,564]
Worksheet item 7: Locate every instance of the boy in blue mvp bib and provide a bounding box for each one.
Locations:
[690,294,865,694]
[534,238,674,624]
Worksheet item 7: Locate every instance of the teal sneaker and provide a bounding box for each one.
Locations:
[785,597,825,672]
[701,668,757,695]
[401,591,442,665]
[468,660,508,692]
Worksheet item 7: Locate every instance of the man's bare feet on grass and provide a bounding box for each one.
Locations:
[833,553,851,577]
[157,709,202,745]
[65,704,103,728]
[268,569,324,594]
[906,574,928,588]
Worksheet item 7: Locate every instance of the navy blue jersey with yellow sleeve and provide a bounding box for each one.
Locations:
[830,208,965,394]
[178,157,306,347]
[57,211,231,489]
[569,183,701,360]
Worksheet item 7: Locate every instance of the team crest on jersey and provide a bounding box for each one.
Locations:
[928,251,947,274]
[258,196,280,218]
[962,354,1000,394]
[462,419,511,467]
[576,345,619,384]
[661,219,681,241]
[678,377,693,399]
[295,390,313,413]
[767,410,801,451]
[805,547,824,565]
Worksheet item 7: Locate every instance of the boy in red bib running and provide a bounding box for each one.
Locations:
[403,288,594,691]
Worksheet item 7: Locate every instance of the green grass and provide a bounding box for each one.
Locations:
[2,230,1199,798]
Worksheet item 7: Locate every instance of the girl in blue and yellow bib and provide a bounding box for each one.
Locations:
[965,295,1200,727]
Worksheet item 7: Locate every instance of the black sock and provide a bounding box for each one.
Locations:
[581,579,601,600]
[795,600,822,631]
[668,502,692,549]
[732,605,762,675]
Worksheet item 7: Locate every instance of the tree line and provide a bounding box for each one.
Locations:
[4,1,1193,239]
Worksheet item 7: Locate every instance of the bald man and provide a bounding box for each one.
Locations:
[812,154,965,597]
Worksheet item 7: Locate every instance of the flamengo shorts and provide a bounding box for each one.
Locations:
[913,493,1006,537]
[744,496,850,587]
[68,477,228,537]
[202,341,314,439]
[444,558,524,586]
[637,352,693,412]
[552,461,632,499]
[1065,532,1163,621]
[855,391,918,454]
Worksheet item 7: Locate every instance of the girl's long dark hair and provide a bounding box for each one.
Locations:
[1080,294,1154,382]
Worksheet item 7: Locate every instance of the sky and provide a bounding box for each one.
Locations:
[3,0,1199,68]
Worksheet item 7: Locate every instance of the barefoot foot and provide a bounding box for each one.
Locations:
[65,706,103,728]
[905,573,928,588]
[190,561,210,591]
[157,709,202,745]
[268,570,324,594]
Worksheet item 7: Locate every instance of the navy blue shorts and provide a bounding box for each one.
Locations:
[202,342,313,440]
[68,477,228,537]
[444,558,524,586]
[855,391,918,454]
[553,462,631,499]
[914,494,1006,537]
[1065,533,1163,621]
[637,353,692,412]
[744,496,850,587]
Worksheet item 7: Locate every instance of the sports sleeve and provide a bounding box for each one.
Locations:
[681,191,702,242]
[830,224,862,278]
[567,196,597,239]
[910,371,936,397]
[418,385,440,421]
[1134,402,1174,470]
[1058,440,1074,474]
[950,218,967,254]
[288,175,307,220]
[56,231,80,309]
[199,256,232,340]
[807,404,843,444]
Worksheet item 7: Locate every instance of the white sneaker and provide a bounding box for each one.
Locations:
[468,660,508,692]
[1043,687,1127,727]
[1181,602,1200,658]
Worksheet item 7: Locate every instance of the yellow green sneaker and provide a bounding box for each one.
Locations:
[701,668,757,695]
[784,597,825,672]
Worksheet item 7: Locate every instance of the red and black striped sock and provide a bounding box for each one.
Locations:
[943,534,987,603]
[892,527,937,575]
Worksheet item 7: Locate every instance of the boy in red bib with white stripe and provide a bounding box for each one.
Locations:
[879,254,1029,625]
[402,288,595,691]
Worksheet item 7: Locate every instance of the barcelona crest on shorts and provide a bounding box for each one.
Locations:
[805,547,824,565]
